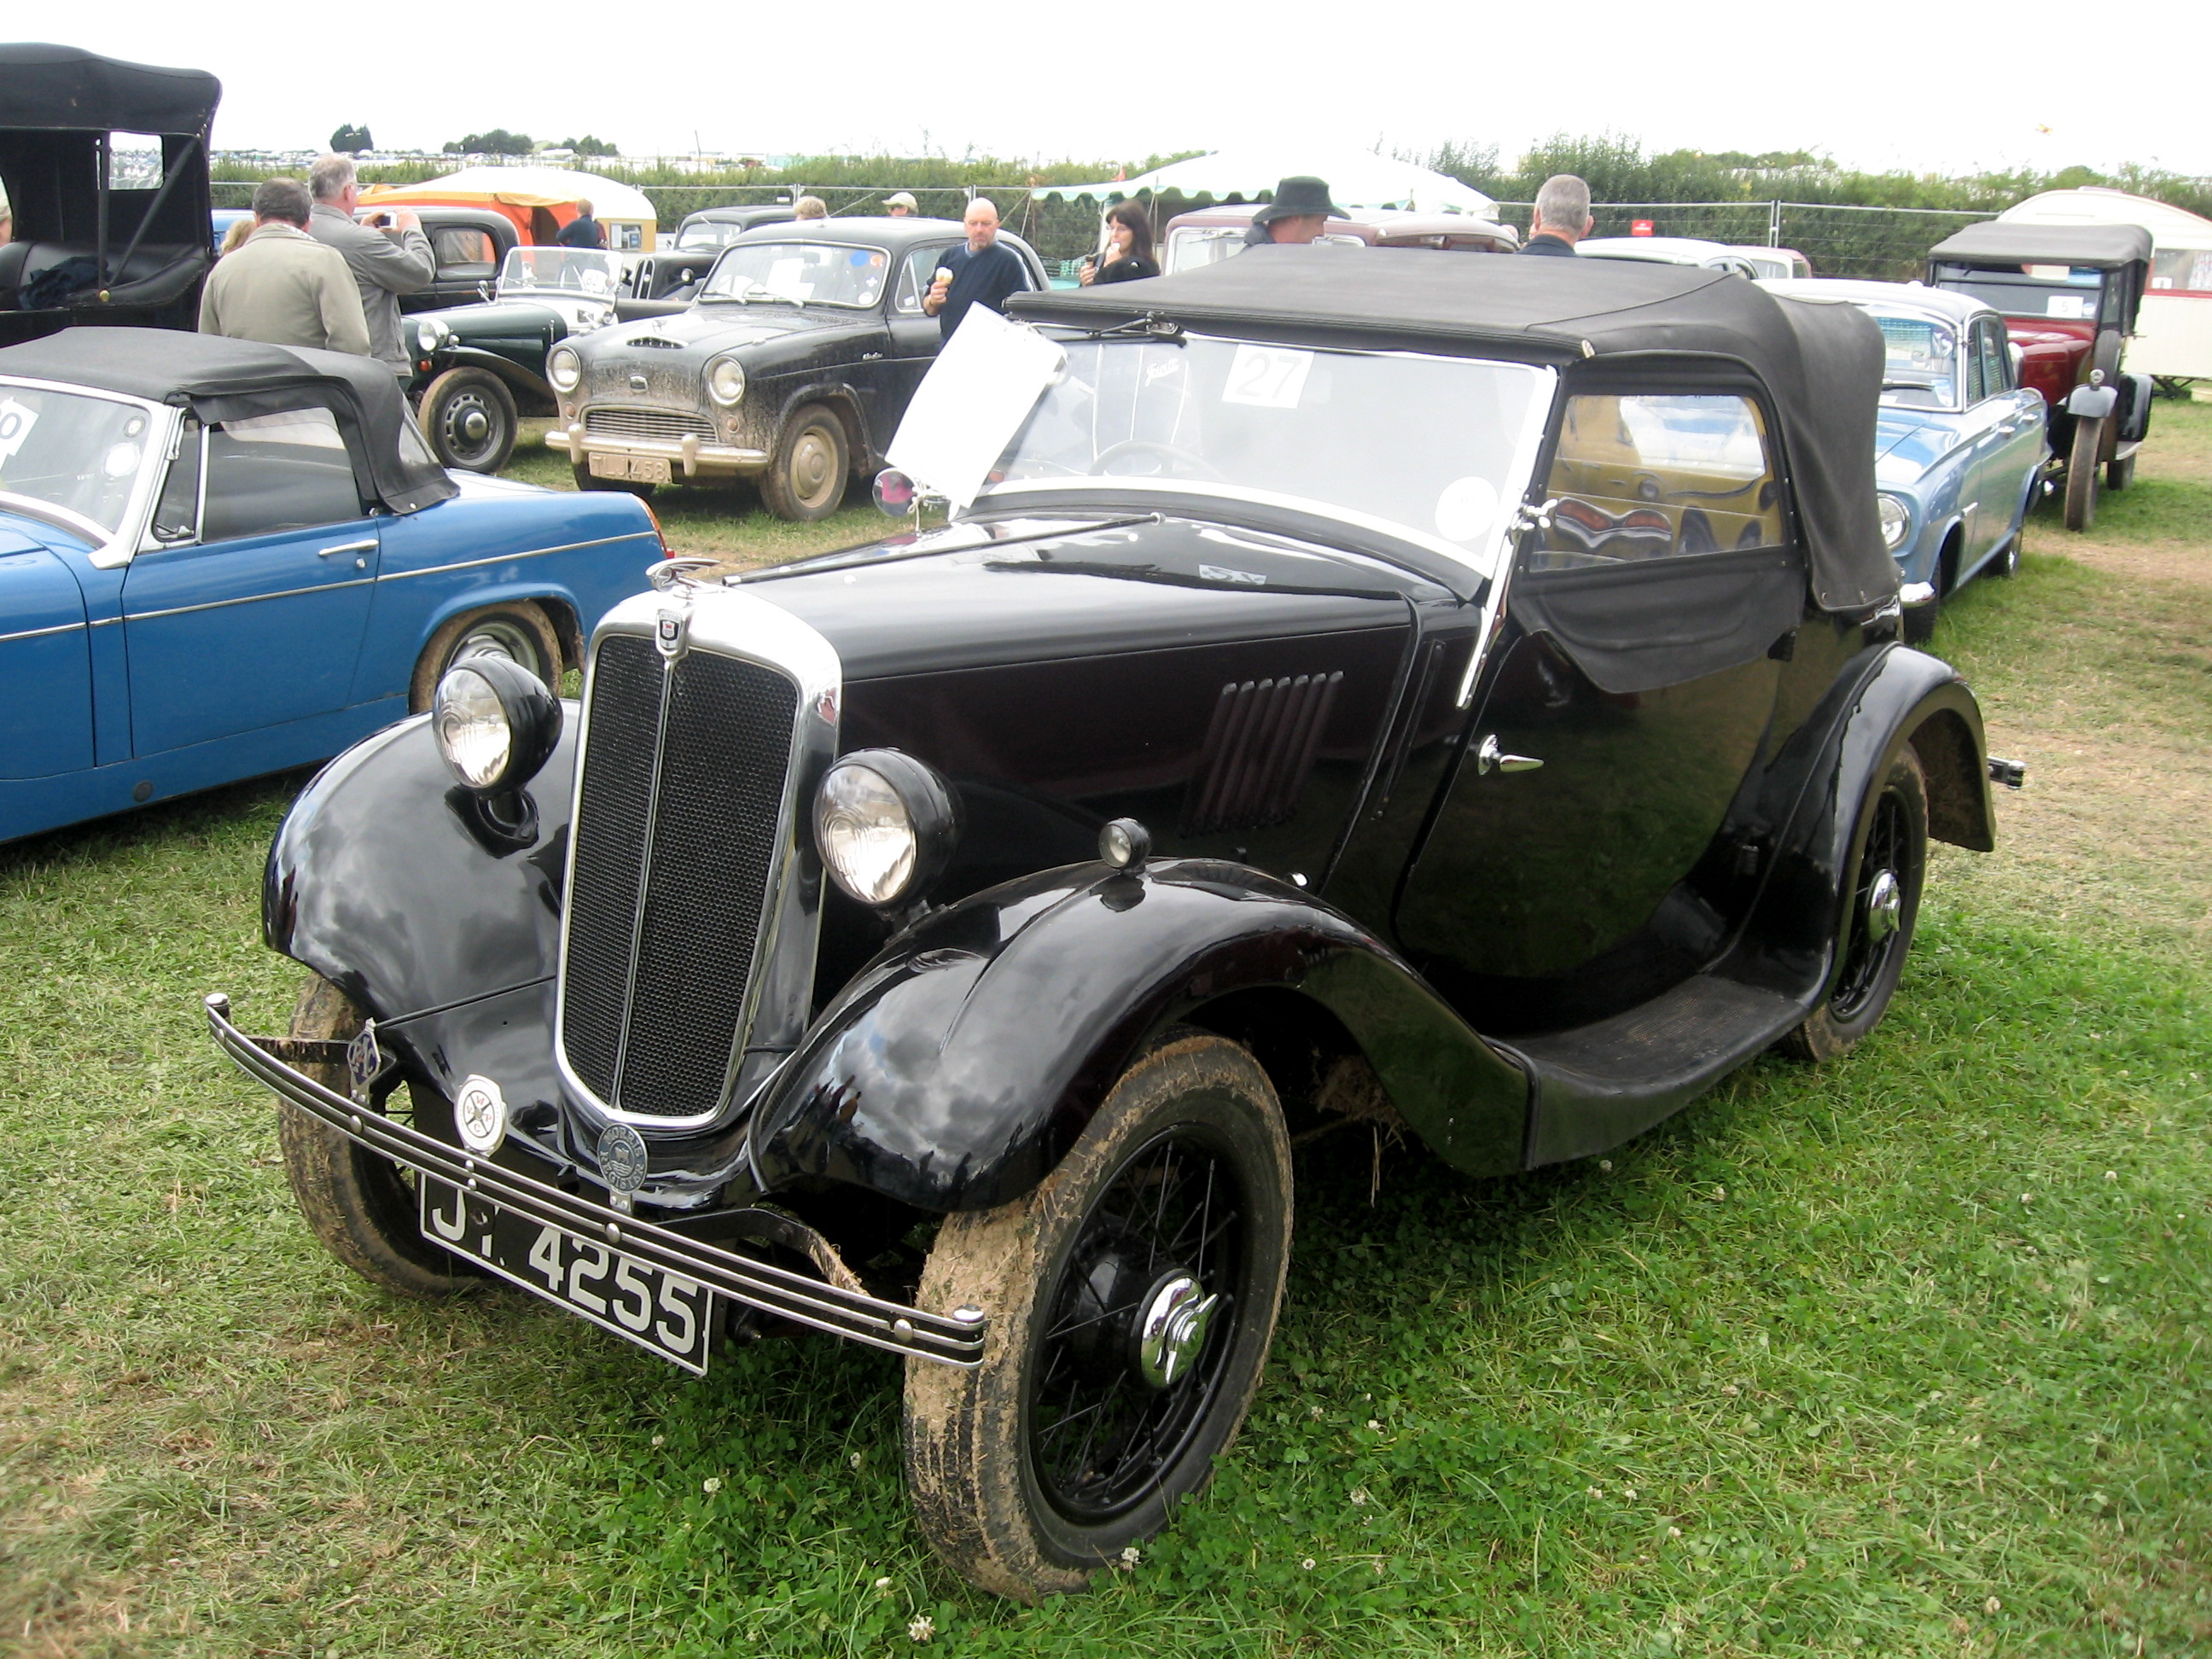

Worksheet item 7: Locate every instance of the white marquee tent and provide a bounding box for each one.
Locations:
[1037,144,1497,217]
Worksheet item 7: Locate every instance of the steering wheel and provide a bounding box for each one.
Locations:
[1091,439,1221,483]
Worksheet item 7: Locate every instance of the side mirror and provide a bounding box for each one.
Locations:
[476,281,493,304]
[873,469,917,517]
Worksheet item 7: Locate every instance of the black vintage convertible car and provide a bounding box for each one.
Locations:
[544,216,1046,519]
[209,247,2015,1601]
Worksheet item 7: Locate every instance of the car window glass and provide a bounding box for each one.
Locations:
[1978,322,2011,395]
[149,419,202,541]
[433,227,497,276]
[1871,312,1960,410]
[201,407,364,542]
[0,384,150,535]
[1533,393,1781,568]
[107,131,164,190]
[702,241,891,308]
[894,245,956,315]
[1965,323,1989,405]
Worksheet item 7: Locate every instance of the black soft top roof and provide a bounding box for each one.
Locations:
[0,44,220,136]
[1927,221,2153,270]
[1010,246,1895,613]
[0,329,457,515]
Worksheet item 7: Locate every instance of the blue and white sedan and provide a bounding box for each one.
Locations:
[1762,279,2048,641]
[0,329,666,843]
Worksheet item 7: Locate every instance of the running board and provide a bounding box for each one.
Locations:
[1493,975,1809,1168]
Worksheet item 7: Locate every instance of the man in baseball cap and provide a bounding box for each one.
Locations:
[1242,176,1348,248]
[884,191,919,217]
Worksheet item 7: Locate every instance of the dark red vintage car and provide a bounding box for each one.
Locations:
[1927,221,2155,530]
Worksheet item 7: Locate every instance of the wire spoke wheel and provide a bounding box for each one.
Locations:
[1028,1132,1244,1522]
[904,1033,1292,1602]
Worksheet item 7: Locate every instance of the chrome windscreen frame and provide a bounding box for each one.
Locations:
[551,581,842,1135]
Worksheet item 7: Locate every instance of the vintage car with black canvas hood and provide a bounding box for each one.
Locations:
[544,217,1045,520]
[208,247,2017,1602]
[0,44,220,347]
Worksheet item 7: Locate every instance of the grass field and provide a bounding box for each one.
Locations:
[2,405,2206,1657]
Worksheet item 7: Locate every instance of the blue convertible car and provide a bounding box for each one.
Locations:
[0,329,665,843]
[1762,280,2047,641]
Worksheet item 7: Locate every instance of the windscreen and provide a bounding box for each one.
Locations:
[1869,311,1963,409]
[1931,262,2104,323]
[984,335,1551,571]
[499,247,620,296]
[0,384,151,537]
[702,242,890,307]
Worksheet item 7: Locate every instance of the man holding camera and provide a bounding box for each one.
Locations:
[307,153,435,379]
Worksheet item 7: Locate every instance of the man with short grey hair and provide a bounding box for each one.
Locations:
[1520,174,1593,257]
[198,178,370,354]
[306,152,434,377]
[921,197,1031,341]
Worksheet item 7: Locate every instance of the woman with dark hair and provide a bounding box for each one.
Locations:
[1079,201,1160,285]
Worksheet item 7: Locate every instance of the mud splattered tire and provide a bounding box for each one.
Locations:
[2063,415,2103,532]
[902,1033,1293,1602]
[408,602,562,713]
[760,403,848,521]
[1781,747,1928,1063]
[276,974,481,1297]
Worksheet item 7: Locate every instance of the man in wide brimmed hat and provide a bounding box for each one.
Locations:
[1242,176,1348,249]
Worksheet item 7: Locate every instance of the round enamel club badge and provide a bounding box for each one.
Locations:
[598,1122,649,1193]
[453,1074,509,1154]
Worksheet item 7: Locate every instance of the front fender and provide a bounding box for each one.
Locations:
[264,709,577,1022]
[440,344,554,405]
[747,859,1530,1213]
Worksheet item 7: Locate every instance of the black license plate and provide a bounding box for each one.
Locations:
[420,1178,716,1373]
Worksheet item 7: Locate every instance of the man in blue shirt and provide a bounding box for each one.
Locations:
[923,198,1031,341]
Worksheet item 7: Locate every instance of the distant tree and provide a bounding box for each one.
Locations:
[445,129,533,156]
[560,135,618,158]
[329,123,373,154]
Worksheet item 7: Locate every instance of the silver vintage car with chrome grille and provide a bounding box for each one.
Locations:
[544,216,1045,520]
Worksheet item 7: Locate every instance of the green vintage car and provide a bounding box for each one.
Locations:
[403,247,712,473]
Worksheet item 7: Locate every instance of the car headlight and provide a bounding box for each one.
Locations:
[548,345,582,393]
[433,655,562,795]
[1877,493,1912,552]
[415,317,451,354]
[706,355,748,406]
[812,749,958,909]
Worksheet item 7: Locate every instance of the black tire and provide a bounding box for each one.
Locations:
[571,459,659,498]
[409,601,562,713]
[1781,747,1929,1063]
[276,975,481,1297]
[760,403,848,521]
[420,367,517,474]
[2063,414,2102,532]
[2105,452,2136,492]
[903,1033,1294,1603]
[1902,538,1955,645]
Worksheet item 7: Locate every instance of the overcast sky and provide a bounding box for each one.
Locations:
[40,0,2208,181]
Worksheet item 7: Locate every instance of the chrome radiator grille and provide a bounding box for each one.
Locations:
[560,632,800,1120]
[585,405,719,445]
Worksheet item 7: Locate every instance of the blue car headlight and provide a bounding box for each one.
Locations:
[1877,492,1912,553]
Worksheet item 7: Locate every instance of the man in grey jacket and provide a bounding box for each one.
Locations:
[307,153,434,379]
[199,178,371,354]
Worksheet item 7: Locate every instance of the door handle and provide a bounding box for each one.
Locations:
[318,538,377,558]
[1477,734,1543,775]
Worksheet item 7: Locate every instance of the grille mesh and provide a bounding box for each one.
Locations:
[617,653,797,1116]
[561,634,662,1102]
[1181,673,1343,835]
[586,405,718,444]
[559,635,799,1119]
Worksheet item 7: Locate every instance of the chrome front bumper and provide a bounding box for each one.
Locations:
[546,422,769,479]
[204,992,985,1367]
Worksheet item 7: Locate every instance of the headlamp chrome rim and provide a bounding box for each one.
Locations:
[812,748,959,910]
[706,354,748,406]
[1877,492,1912,552]
[547,344,582,393]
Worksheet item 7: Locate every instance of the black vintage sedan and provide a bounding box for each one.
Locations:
[209,248,2016,1603]
[543,217,1046,519]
